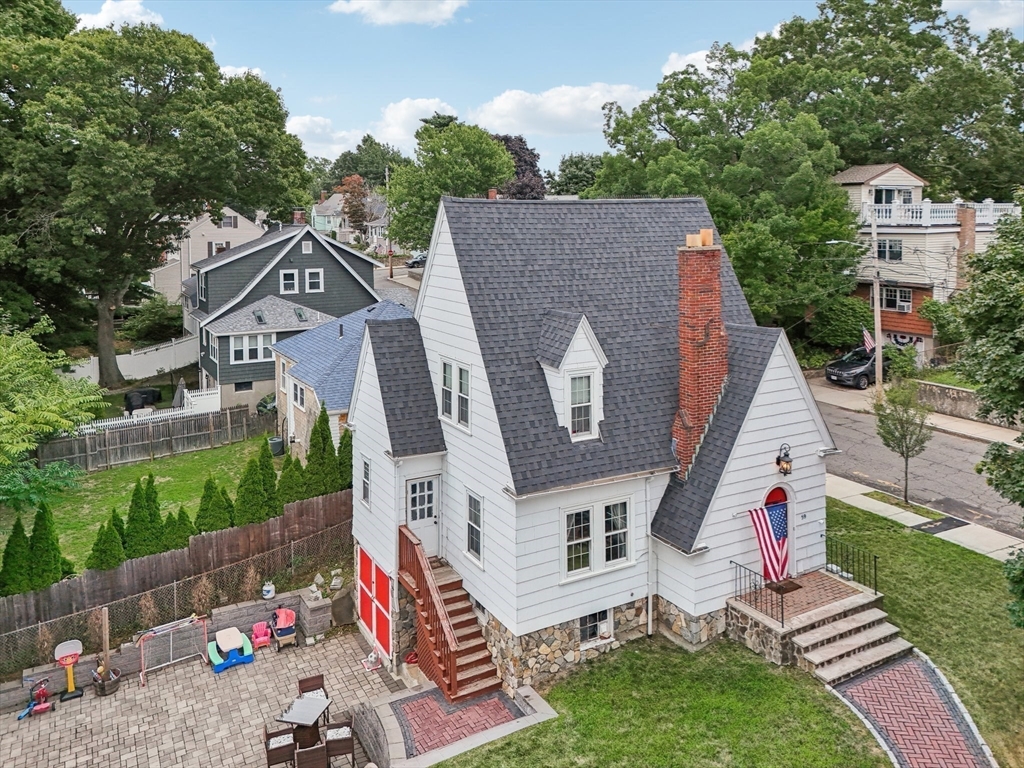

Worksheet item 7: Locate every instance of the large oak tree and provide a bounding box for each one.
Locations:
[1,22,309,386]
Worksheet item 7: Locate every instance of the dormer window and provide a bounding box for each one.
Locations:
[537,311,607,442]
[570,375,593,436]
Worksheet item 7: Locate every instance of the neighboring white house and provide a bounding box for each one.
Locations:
[346,198,835,697]
[150,206,265,314]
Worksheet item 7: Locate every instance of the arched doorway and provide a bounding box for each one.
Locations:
[765,487,788,507]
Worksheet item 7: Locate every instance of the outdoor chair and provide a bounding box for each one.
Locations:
[263,724,295,768]
[272,607,297,652]
[294,742,328,768]
[252,621,272,652]
[298,674,330,725]
[321,718,354,766]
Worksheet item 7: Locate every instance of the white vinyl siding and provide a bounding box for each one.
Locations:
[280,269,298,294]
[306,268,324,293]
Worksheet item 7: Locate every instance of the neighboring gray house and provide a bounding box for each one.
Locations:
[272,300,412,461]
[189,221,379,409]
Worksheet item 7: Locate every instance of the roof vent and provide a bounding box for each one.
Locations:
[294,307,307,322]
[253,309,267,325]
[338,323,344,338]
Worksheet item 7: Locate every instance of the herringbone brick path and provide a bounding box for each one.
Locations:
[836,656,989,768]
[391,687,524,756]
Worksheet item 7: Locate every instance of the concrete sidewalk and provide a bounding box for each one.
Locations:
[827,474,1022,562]
[810,380,1021,445]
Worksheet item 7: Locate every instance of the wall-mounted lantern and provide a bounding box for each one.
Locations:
[776,444,793,476]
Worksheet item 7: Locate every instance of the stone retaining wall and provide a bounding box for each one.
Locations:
[914,380,1014,428]
[393,584,417,664]
[656,596,726,649]
[726,602,798,666]
[353,701,390,768]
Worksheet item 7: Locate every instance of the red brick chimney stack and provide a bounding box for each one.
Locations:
[487,188,498,200]
[292,208,306,226]
[673,228,728,478]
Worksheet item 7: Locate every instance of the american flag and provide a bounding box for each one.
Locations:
[748,503,789,583]
[862,326,875,353]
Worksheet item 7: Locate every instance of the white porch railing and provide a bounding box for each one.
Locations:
[74,387,221,433]
[183,387,221,415]
[858,199,1021,227]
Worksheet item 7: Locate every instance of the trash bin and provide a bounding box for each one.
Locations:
[268,436,284,456]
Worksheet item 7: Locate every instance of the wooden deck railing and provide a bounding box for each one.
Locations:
[398,525,461,698]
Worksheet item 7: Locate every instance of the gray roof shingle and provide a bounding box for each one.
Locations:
[442,197,756,497]
[366,318,447,458]
[205,295,333,335]
[536,310,583,368]
[831,163,928,186]
[272,300,413,412]
[651,325,781,553]
[191,225,300,270]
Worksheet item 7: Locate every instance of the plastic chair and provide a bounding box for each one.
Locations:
[252,622,272,652]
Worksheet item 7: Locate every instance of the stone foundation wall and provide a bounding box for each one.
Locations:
[726,603,795,665]
[656,596,726,649]
[393,583,417,664]
[482,598,649,696]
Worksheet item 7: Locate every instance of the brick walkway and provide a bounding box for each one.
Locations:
[835,656,990,768]
[391,687,524,756]
[0,630,395,768]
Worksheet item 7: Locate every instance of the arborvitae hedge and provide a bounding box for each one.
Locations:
[87,521,126,571]
[0,516,32,596]
[278,455,307,504]
[306,405,341,496]
[337,427,353,490]
[233,458,266,526]
[109,508,126,548]
[27,503,63,591]
[178,506,196,540]
[258,439,282,519]
[195,477,230,533]
[124,478,160,558]
[219,487,234,527]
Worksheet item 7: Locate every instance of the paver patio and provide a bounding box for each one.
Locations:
[0,629,396,768]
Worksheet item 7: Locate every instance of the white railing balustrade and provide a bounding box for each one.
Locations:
[859,199,1020,227]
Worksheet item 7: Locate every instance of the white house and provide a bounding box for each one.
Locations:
[346,198,835,701]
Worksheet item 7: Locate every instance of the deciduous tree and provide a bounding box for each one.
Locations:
[329,134,411,189]
[336,175,369,236]
[544,153,603,196]
[808,296,875,350]
[491,135,545,200]
[873,382,932,502]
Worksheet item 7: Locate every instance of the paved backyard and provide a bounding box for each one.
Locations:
[0,630,396,768]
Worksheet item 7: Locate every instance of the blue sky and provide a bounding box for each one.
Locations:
[65,0,1023,172]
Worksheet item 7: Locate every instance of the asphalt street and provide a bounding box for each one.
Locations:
[820,402,1024,538]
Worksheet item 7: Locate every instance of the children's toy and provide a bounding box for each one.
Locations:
[54,639,84,702]
[17,678,54,720]
[207,626,254,674]
[271,607,297,652]
[251,621,272,652]
[136,614,209,687]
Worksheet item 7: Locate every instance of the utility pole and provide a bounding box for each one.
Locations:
[869,186,884,398]
[386,165,393,279]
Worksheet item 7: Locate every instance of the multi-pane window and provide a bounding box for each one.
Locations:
[233,336,243,362]
[566,510,591,574]
[457,367,470,427]
[299,386,305,408]
[570,375,592,436]
[580,610,609,643]
[209,336,218,361]
[198,272,206,300]
[874,188,913,205]
[280,270,298,294]
[262,334,273,359]
[441,362,453,419]
[604,502,628,564]
[408,479,434,521]
[306,269,323,292]
[876,239,903,262]
[220,216,237,228]
[248,335,259,361]
[361,459,370,503]
[231,334,274,363]
[280,361,286,389]
[467,493,482,561]
[882,287,912,312]
[292,382,305,408]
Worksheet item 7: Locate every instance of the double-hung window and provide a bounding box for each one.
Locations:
[441,362,453,419]
[361,459,370,504]
[566,509,592,575]
[467,493,482,562]
[280,270,298,294]
[208,334,218,361]
[247,335,259,361]
[441,361,470,428]
[876,239,903,262]
[604,502,628,565]
[305,268,323,293]
[457,367,470,427]
[233,336,244,362]
[280,361,287,390]
[292,382,305,409]
[570,375,593,437]
[198,272,206,301]
[231,334,274,363]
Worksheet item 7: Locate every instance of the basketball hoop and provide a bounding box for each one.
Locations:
[54,639,84,702]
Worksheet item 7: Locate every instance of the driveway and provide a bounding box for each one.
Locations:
[821,402,1024,537]
[0,630,394,768]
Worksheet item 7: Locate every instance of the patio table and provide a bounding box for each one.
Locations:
[215,627,243,653]
[277,696,332,749]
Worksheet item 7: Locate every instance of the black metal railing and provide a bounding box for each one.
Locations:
[825,536,878,594]
[730,561,785,627]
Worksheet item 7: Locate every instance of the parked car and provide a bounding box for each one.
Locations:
[824,347,890,389]
[405,252,427,269]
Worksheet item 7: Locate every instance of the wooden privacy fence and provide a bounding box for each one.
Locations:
[0,491,352,633]
[36,406,276,472]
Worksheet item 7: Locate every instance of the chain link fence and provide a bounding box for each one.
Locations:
[0,523,351,680]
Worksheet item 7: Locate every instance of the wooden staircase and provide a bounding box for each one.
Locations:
[398,526,501,702]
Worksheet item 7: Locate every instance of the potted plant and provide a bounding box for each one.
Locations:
[91,607,121,696]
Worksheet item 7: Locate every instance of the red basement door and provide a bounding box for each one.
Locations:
[358,548,392,657]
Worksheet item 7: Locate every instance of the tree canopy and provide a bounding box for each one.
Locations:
[337,175,369,236]
[545,153,603,197]
[387,121,515,249]
[491,134,545,200]
[0,23,309,386]
[329,133,411,189]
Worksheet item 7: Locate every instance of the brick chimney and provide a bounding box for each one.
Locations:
[487,188,498,200]
[955,205,976,290]
[672,229,728,477]
[292,208,306,226]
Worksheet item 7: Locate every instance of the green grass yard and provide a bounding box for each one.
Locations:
[863,490,945,521]
[0,437,271,572]
[826,498,1024,767]
[914,368,977,390]
[439,639,887,768]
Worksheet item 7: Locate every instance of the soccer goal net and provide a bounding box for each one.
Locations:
[136,614,208,687]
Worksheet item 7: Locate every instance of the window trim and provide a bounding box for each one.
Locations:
[568,372,595,440]
[579,609,613,649]
[280,269,299,295]
[564,507,593,578]
[603,500,629,566]
[441,361,453,419]
[292,381,305,410]
[457,366,470,428]
[305,268,324,293]
[301,240,313,254]
[229,333,275,364]
[360,457,371,506]
[280,360,287,391]
[440,359,471,432]
[466,491,483,565]
[198,271,206,301]
[560,497,632,583]
[208,332,218,361]
[876,238,903,262]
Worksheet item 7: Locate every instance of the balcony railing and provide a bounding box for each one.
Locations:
[858,200,1020,227]
[825,535,878,594]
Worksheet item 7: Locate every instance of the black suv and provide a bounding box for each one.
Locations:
[825,347,890,389]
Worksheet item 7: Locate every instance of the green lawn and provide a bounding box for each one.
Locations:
[914,368,977,390]
[99,383,178,417]
[0,437,270,571]
[439,639,887,768]
[826,498,1024,767]
[863,490,945,520]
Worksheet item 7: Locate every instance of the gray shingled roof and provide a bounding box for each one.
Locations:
[832,164,928,186]
[191,225,300,270]
[651,325,781,553]
[442,197,756,497]
[182,276,198,306]
[536,310,583,368]
[272,301,412,412]
[366,318,447,458]
[205,295,333,335]
[313,193,344,216]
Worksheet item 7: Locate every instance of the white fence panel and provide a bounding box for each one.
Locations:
[65,335,199,383]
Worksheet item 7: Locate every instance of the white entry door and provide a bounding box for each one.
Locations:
[407,477,439,557]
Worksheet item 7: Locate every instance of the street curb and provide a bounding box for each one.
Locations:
[825,683,900,768]
[819,397,1007,447]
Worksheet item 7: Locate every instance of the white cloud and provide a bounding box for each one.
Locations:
[471,83,650,136]
[77,0,162,29]
[943,0,1024,32]
[662,25,781,76]
[375,97,456,149]
[220,65,265,78]
[327,0,467,26]
[286,115,363,158]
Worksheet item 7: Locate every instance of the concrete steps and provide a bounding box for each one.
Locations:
[814,638,914,685]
